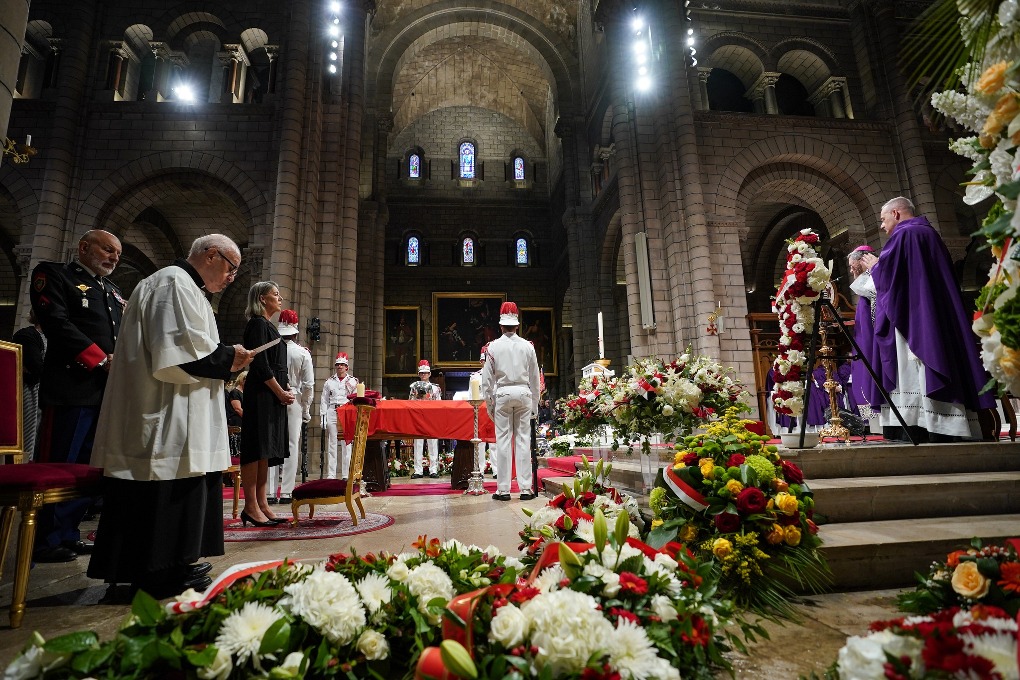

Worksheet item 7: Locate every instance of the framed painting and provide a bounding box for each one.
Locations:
[432,292,505,367]
[520,307,557,376]
[384,306,420,377]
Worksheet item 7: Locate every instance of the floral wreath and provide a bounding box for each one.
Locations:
[770,229,831,417]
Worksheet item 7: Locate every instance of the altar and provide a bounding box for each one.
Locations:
[339,400,496,489]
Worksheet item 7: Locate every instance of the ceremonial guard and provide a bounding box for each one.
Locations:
[320,352,358,479]
[268,310,315,502]
[410,359,442,478]
[481,302,541,501]
[29,229,125,562]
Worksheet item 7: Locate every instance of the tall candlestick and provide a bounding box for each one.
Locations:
[597,311,605,359]
[25,135,31,147]
[356,382,365,398]
[469,374,481,400]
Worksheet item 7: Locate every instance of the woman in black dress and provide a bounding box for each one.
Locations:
[240,282,295,526]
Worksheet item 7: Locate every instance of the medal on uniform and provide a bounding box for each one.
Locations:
[82,298,88,308]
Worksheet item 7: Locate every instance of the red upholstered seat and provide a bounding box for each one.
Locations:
[0,464,102,491]
[744,421,766,436]
[230,456,240,466]
[292,478,358,500]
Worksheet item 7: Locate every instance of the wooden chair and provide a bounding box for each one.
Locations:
[225,426,242,519]
[291,401,373,526]
[0,340,103,628]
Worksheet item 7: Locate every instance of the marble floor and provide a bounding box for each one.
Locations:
[0,480,902,677]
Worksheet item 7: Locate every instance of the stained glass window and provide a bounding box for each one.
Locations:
[407,236,420,265]
[516,238,529,266]
[462,238,475,265]
[459,142,475,179]
[514,157,525,181]
[409,154,420,179]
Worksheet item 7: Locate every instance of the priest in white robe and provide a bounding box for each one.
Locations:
[87,234,254,599]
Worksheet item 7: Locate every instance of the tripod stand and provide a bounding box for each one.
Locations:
[793,296,916,447]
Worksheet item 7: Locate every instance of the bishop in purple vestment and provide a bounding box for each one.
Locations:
[865,197,993,440]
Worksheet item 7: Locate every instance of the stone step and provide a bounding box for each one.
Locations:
[788,441,1020,479]
[819,514,1020,589]
[810,471,1020,523]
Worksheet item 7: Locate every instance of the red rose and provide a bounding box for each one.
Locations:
[578,491,597,505]
[735,487,767,515]
[714,512,741,532]
[682,452,699,465]
[781,460,804,484]
[726,454,746,467]
[619,572,649,595]
[550,493,568,508]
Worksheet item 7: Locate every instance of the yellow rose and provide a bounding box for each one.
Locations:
[983,93,1020,137]
[976,61,1010,95]
[712,537,732,559]
[951,562,991,599]
[699,458,715,479]
[1001,346,1020,379]
[651,518,664,529]
[725,479,744,494]
[766,524,785,545]
[783,525,802,546]
[679,523,698,542]
[775,492,799,516]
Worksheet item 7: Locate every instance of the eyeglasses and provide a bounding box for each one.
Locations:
[209,248,239,276]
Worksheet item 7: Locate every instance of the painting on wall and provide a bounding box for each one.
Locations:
[519,307,557,376]
[432,293,505,367]
[384,306,420,377]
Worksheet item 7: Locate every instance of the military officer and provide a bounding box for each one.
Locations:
[29,229,125,562]
[319,352,358,479]
[410,359,442,478]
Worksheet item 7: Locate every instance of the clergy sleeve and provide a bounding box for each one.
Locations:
[179,344,235,380]
[144,273,222,384]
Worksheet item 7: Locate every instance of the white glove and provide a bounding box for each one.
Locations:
[302,409,311,424]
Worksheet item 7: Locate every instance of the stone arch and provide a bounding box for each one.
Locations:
[700,32,769,86]
[0,165,40,245]
[776,50,831,93]
[369,0,580,121]
[772,37,841,75]
[714,135,884,242]
[78,151,268,240]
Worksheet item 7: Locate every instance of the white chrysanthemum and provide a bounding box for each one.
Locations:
[406,563,455,623]
[441,538,468,555]
[573,519,596,542]
[528,506,565,529]
[962,631,1019,679]
[214,601,281,664]
[280,569,366,646]
[356,572,393,619]
[531,564,566,593]
[608,619,663,680]
[523,590,614,675]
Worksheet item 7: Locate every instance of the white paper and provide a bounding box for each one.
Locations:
[251,337,281,354]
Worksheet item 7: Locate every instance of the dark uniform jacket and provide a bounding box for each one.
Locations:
[30,260,125,407]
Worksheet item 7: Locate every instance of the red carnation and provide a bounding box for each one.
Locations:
[581,665,622,680]
[735,487,767,515]
[726,454,746,468]
[619,572,649,595]
[714,512,741,533]
[781,460,804,484]
[609,607,641,625]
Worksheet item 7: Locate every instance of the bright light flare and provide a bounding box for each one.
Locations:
[175,83,195,102]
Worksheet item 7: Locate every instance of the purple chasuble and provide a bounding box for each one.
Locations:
[806,364,828,426]
[850,295,884,408]
[870,216,994,411]
[836,361,859,415]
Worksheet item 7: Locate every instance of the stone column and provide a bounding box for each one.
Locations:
[0,0,29,137]
[264,46,279,95]
[697,67,711,111]
[827,80,847,118]
[42,38,61,91]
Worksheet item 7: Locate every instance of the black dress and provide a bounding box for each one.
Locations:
[225,388,243,427]
[240,316,289,465]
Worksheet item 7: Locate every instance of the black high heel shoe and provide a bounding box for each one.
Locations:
[239,511,275,528]
[266,516,288,525]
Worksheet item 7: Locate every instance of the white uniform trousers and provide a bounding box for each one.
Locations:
[493,385,533,494]
[267,401,305,497]
[413,438,439,476]
[324,409,343,479]
[476,443,496,476]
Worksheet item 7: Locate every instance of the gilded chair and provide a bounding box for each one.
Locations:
[0,339,103,628]
[225,426,242,519]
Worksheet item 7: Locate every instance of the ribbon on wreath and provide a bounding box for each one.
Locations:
[662,465,709,511]
[165,560,286,614]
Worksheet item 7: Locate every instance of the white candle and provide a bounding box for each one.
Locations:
[469,374,481,400]
[597,311,605,359]
[356,382,365,398]
[827,259,833,273]
[24,135,31,147]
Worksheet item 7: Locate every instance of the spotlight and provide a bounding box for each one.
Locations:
[329,52,337,61]
[331,40,339,49]
[636,52,647,65]
[330,1,340,11]
[636,75,651,91]
[633,40,647,55]
[631,16,644,31]
[687,37,695,46]
[332,16,339,24]
[328,24,339,37]
[174,83,195,102]
[328,63,337,74]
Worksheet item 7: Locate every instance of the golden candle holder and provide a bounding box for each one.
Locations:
[817,318,850,443]
[464,398,487,495]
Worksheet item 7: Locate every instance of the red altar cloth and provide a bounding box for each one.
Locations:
[339,400,496,443]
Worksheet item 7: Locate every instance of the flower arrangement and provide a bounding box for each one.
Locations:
[831,606,1019,680]
[421,513,744,680]
[770,229,831,417]
[557,352,751,450]
[548,433,587,457]
[646,409,830,620]
[6,540,525,680]
[388,454,411,477]
[897,538,1020,618]
[518,457,645,560]
[927,1,1020,394]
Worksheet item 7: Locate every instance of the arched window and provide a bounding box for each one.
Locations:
[459,142,475,179]
[462,237,475,266]
[409,153,421,179]
[515,237,530,266]
[513,157,525,181]
[406,236,420,266]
